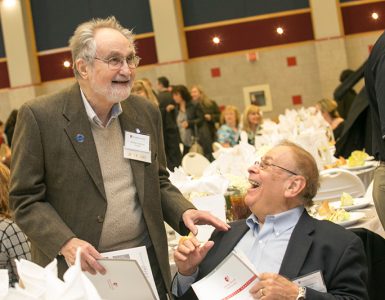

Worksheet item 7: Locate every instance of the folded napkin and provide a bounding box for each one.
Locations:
[5,248,102,300]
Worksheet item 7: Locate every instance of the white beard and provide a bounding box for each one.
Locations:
[90,79,132,103]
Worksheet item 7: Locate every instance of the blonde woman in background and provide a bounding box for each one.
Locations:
[190,85,220,141]
[241,105,263,146]
[217,105,240,147]
[316,98,345,141]
[0,162,31,286]
[132,79,159,106]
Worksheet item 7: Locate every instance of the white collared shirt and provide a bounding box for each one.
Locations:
[80,88,122,128]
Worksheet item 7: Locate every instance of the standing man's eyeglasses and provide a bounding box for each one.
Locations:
[94,55,141,70]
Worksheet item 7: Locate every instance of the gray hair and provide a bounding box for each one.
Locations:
[69,16,135,78]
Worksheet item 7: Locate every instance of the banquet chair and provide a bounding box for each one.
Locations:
[313,168,365,202]
[350,228,385,300]
[181,152,210,178]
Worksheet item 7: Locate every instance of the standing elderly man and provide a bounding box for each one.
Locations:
[9,17,228,299]
[173,141,368,299]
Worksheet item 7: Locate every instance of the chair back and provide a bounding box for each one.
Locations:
[182,152,210,178]
[314,168,365,202]
[350,228,385,300]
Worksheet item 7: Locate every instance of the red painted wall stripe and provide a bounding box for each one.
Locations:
[0,62,10,89]
[185,13,314,58]
[342,2,385,35]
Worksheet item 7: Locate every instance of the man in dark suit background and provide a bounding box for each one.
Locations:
[365,31,385,231]
[9,17,228,300]
[173,141,368,299]
[157,76,182,170]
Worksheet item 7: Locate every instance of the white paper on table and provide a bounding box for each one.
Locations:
[190,194,226,242]
[100,246,159,300]
[192,251,258,300]
[85,259,156,300]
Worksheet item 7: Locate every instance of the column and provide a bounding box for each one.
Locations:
[0,0,40,108]
[310,0,349,98]
[149,0,188,84]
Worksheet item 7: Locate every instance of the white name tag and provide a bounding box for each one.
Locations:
[293,270,327,292]
[125,131,150,152]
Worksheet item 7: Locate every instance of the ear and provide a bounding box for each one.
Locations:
[75,58,89,79]
[284,176,306,198]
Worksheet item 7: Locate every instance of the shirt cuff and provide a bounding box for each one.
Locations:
[172,269,199,296]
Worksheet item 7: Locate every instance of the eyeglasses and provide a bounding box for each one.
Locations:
[94,55,141,70]
[254,159,298,176]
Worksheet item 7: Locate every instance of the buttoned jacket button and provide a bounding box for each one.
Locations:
[97,215,104,223]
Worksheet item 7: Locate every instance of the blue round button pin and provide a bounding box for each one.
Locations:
[75,134,85,143]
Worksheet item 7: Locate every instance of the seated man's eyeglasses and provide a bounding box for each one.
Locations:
[255,158,298,176]
[94,55,141,70]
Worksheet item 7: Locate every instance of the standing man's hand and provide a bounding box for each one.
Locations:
[60,237,106,275]
[182,209,230,235]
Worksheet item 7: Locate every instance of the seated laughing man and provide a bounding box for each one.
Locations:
[172,140,368,300]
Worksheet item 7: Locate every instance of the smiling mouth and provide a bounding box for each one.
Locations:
[112,80,130,84]
[249,179,261,189]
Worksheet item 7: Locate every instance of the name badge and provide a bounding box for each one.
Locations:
[293,270,327,292]
[124,131,151,163]
[125,131,150,152]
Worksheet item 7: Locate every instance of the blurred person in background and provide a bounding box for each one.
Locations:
[0,162,31,286]
[4,110,18,147]
[0,121,11,168]
[190,85,220,141]
[172,85,213,160]
[316,98,345,142]
[334,69,357,119]
[241,105,263,146]
[217,105,240,147]
[156,76,182,170]
[132,79,159,106]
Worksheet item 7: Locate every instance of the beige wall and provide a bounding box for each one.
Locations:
[0,32,380,122]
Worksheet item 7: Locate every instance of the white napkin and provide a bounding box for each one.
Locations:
[6,248,102,300]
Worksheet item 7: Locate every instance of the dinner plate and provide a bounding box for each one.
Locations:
[334,211,366,227]
[329,197,371,211]
[339,161,376,171]
[365,156,375,161]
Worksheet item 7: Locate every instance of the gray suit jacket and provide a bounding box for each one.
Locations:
[10,83,194,289]
[177,211,368,300]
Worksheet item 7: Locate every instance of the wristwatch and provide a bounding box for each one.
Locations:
[296,286,306,300]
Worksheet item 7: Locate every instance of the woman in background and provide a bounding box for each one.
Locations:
[241,105,263,146]
[0,162,31,286]
[132,80,159,106]
[316,98,345,141]
[217,105,240,147]
[190,85,220,141]
[172,85,213,160]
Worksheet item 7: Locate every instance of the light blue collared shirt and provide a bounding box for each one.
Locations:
[80,88,122,128]
[173,206,304,296]
[235,206,304,274]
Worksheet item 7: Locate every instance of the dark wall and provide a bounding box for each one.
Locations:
[30,0,153,51]
[181,0,309,26]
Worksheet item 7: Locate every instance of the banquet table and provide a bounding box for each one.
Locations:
[348,204,385,238]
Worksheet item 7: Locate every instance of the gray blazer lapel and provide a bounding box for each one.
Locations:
[119,98,147,205]
[62,84,106,200]
[279,211,315,279]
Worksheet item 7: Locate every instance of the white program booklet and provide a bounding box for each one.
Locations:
[192,251,258,300]
[86,246,159,300]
